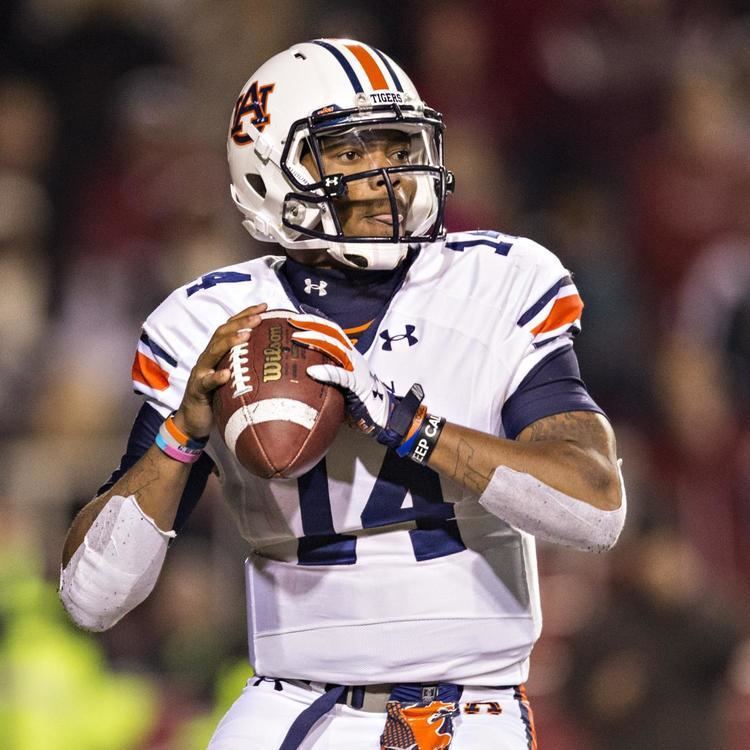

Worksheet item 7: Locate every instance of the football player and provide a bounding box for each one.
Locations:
[60,39,626,750]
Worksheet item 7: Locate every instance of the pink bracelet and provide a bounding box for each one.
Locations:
[155,414,208,464]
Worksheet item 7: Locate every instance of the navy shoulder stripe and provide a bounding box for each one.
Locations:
[140,332,177,367]
[446,238,513,255]
[517,275,573,327]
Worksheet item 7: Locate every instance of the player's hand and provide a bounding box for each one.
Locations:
[174,303,268,440]
[289,313,425,449]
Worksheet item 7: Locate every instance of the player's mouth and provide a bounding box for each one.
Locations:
[367,213,404,226]
[364,199,406,227]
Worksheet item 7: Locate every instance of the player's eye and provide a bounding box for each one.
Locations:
[328,147,362,163]
[390,148,411,162]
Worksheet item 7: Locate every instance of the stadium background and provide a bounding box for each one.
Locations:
[1,0,749,747]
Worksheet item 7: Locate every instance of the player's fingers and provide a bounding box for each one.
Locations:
[287,312,328,327]
[202,304,266,354]
[185,364,231,401]
[289,315,351,349]
[292,331,354,370]
[198,328,251,368]
[227,302,268,323]
[202,303,269,360]
[213,307,266,343]
[289,315,348,344]
[198,367,231,394]
[306,363,355,389]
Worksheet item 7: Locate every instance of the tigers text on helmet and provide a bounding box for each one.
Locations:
[227,39,455,270]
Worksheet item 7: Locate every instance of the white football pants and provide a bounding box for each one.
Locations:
[207,676,537,749]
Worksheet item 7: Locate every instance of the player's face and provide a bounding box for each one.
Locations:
[302,128,417,238]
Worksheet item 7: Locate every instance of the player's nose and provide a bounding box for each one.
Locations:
[366,149,400,190]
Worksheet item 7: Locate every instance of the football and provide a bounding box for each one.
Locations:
[212,309,345,478]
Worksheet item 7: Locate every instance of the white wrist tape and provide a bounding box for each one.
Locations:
[478,461,626,552]
[59,494,175,631]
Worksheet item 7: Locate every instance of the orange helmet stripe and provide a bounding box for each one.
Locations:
[346,44,389,90]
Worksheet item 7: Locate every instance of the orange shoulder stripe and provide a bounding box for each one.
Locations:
[531,294,583,335]
[132,351,170,391]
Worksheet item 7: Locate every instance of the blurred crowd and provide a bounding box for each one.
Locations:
[1,0,750,748]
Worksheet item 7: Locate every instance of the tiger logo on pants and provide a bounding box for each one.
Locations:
[380,700,459,750]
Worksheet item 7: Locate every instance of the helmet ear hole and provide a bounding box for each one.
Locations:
[343,253,369,268]
[245,173,267,198]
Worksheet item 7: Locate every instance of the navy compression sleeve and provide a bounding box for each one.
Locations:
[502,344,605,440]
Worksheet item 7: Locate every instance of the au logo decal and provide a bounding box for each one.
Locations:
[231,80,275,145]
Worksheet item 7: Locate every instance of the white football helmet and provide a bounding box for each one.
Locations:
[227,39,454,270]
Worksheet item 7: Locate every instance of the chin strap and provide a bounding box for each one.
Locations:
[325,241,411,270]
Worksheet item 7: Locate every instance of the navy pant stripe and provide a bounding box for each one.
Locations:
[513,686,535,749]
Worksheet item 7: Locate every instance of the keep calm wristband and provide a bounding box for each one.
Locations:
[155,413,208,464]
[398,412,446,464]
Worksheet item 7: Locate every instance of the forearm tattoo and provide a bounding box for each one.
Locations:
[114,449,163,497]
[453,438,494,495]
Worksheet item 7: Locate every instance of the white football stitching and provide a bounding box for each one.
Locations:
[229,342,253,398]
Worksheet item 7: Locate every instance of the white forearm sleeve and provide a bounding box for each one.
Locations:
[478,461,627,552]
[59,494,175,631]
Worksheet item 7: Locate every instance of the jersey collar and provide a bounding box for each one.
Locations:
[277,247,419,353]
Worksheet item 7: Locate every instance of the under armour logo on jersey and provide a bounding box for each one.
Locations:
[303,278,328,296]
[380,325,418,351]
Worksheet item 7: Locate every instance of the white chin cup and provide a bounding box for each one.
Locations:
[59,494,175,631]
[478,461,627,553]
[314,198,405,270]
[404,173,439,235]
[325,241,410,270]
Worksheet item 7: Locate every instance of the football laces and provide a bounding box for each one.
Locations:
[229,342,253,398]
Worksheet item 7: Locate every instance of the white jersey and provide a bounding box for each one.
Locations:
[133,230,584,686]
